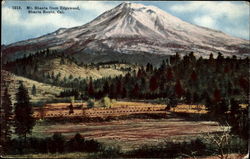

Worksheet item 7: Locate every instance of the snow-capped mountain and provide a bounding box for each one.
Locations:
[2,2,250,64]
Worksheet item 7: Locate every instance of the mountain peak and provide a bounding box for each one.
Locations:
[117,2,158,14]
[2,2,249,63]
[119,2,144,9]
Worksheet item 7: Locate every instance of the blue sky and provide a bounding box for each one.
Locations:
[2,1,249,45]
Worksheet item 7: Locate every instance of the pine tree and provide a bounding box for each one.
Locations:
[115,79,122,99]
[14,82,35,140]
[122,87,127,98]
[213,89,221,103]
[190,70,197,82]
[109,83,116,99]
[146,63,153,72]
[230,98,240,116]
[175,79,184,98]
[166,67,174,81]
[32,84,36,96]
[1,88,13,152]
[60,58,65,64]
[149,75,158,92]
[168,94,178,110]
[103,81,109,96]
[131,83,140,98]
[68,103,74,114]
[185,89,192,104]
[87,78,94,97]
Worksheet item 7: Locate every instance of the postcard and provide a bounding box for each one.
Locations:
[1,1,249,158]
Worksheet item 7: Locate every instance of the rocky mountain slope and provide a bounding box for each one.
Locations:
[2,2,249,64]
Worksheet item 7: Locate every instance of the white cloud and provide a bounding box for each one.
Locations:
[170,1,249,39]
[2,1,116,30]
[53,1,116,14]
[193,15,216,28]
[28,14,82,28]
[170,1,248,20]
[2,7,83,29]
[2,7,21,25]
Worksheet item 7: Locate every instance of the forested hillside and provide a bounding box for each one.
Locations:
[3,50,249,139]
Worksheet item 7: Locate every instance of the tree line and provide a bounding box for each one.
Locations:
[3,51,249,111]
[2,50,249,140]
[1,82,35,154]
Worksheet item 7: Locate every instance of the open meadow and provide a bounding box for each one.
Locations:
[32,116,222,151]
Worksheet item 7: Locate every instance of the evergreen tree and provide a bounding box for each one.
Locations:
[109,83,116,98]
[190,70,197,82]
[87,78,94,97]
[121,87,127,98]
[115,79,122,98]
[32,84,36,96]
[185,89,192,104]
[60,58,65,64]
[131,83,140,98]
[230,98,240,115]
[168,94,178,110]
[215,99,228,115]
[209,53,214,61]
[175,52,181,63]
[213,89,221,103]
[217,52,224,62]
[175,80,184,98]
[159,60,166,72]
[103,81,109,96]
[146,63,153,72]
[149,75,158,92]
[68,103,74,114]
[14,82,35,140]
[205,95,213,112]
[166,67,174,81]
[1,88,13,152]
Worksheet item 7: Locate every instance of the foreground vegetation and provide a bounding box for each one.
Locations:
[1,49,249,158]
[4,132,247,158]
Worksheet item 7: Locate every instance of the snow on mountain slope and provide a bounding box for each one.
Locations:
[2,2,250,63]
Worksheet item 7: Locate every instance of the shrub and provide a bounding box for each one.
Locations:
[8,133,102,155]
[99,145,121,158]
[102,96,111,108]
[87,99,95,108]
[66,133,101,152]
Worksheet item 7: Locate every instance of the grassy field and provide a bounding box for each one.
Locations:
[6,100,245,158]
[1,70,65,104]
[37,58,133,80]
[32,117,222,151]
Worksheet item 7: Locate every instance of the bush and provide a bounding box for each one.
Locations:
[8,133,102,155]
[66,133,102,152]
[87,99,95,108]
[127,136,248,158]
[66,133,86,152]
[102,96,111,108]
[127,138,208,158]
[99,145,121,158]
[50,133,66,153]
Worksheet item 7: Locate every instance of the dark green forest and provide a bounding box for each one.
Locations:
[3,50,249,139]
[4,50,249,104]
[1,49,249,157]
